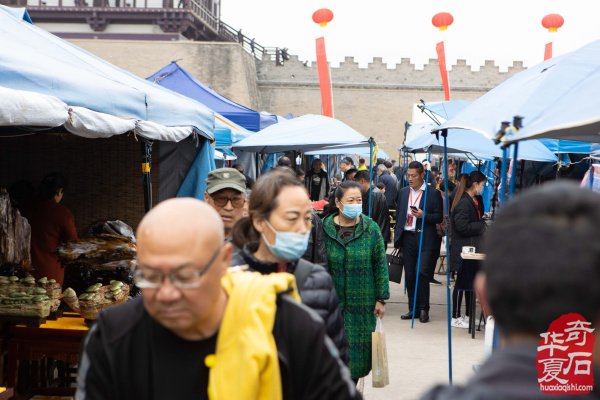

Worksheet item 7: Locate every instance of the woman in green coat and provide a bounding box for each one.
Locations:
[323,181,390,381]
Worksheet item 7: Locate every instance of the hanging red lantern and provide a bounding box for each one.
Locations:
[312,8,334,27]
[432,12,454,31]
[542,14,564,32]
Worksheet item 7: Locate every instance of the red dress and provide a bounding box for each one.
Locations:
[26,199,78,285]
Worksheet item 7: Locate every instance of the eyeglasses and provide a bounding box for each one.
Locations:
[210,194,245,208]
[133,247,221,289]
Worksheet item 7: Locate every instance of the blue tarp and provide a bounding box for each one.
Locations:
[147,61,276,132]
[461,161,495,213]
[233,114,369,153]
[403,122,557,162]
[440,40,600,144]
[0,6,214,138]
[538,139,594,154]
[177,139,216,198]
[214,114,253,148]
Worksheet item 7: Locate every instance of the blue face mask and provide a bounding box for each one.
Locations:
[341,203,363,219]
[262,221,310,262]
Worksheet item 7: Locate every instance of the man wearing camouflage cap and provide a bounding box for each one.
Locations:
[204,168,247,240]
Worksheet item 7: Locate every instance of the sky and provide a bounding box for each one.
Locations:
[221,0,600,71]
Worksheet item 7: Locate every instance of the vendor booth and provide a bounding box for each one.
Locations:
[0,7,217,396]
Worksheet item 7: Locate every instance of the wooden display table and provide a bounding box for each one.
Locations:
[0,387,13,400]
[7,317,88,398]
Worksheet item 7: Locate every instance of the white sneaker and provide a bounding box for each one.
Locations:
[451,316,469,329]
[461,315,471,325]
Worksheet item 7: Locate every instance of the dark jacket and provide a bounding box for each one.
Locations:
[305,169,329,201]
[394,185,443,250]
[420,343,600,400]
[231,246,349,364]
[77,297,360,400]
[450,193,486,273]
[362,189,390,244]
[377,171,398,209]
[304,212,328,266]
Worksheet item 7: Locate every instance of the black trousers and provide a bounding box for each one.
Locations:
[452,288,472,318]
[401,231,438,312]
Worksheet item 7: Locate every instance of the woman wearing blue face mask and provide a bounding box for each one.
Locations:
[322,181,390,383]
[231,169,349,365]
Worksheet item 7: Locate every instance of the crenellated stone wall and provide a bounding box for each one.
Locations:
[257,55,525,90]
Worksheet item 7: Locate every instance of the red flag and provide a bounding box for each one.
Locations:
[316,37,333,117]
[436,41,451,101]
[544,42,553,61]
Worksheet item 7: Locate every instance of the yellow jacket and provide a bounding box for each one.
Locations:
[207,270,300,400]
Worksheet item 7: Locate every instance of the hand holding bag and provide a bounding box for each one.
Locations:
[371,317,389,388]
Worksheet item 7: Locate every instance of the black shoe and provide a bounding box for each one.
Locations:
[401,311,413,320]
[419,310,430,323]
[430,278,442,285]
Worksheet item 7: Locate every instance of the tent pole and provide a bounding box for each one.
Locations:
[141,139,153,213]
[500,146,509,206]
[509,143,519,196]
[368,138,374,217]
[402,150,409,188]
[411,148,431,328]
[441,130,453,385]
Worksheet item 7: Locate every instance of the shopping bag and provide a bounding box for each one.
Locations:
[386,248,403,284]
[371,317,389,388]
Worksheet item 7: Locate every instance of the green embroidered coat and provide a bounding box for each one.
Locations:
[323,213,390,379]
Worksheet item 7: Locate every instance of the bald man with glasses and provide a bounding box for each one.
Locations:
[204,168,247,240]
[76,199,360,400]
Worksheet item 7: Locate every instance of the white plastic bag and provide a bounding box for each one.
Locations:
[371,317,389,388]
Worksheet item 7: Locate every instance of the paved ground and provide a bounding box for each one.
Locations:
[359,275,489,400]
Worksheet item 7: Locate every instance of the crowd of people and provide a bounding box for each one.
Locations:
[72,155,600,399]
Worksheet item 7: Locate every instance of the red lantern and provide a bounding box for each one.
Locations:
[542,14,564,32]
[312,8,334,27]
[432,12,454,31]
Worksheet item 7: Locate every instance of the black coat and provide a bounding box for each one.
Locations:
[77,298,360,400]
[304,211,328,267]
[450,193,486,273]
[362,190,390,244]
[231,246,349,364]
[394,185,443,250]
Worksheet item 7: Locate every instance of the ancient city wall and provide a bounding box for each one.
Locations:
[257,56,525,155]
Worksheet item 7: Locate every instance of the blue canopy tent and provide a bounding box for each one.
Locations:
[147,61,279,179]
[147,61,277,132]
[0,5,216,207]
[432,41,600,372]
[233,114,369,153]
[404,123,558,163]
[440,41,600,145]
[420,100,595,156]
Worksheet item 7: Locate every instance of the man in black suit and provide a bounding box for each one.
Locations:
[394,161,443,323]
